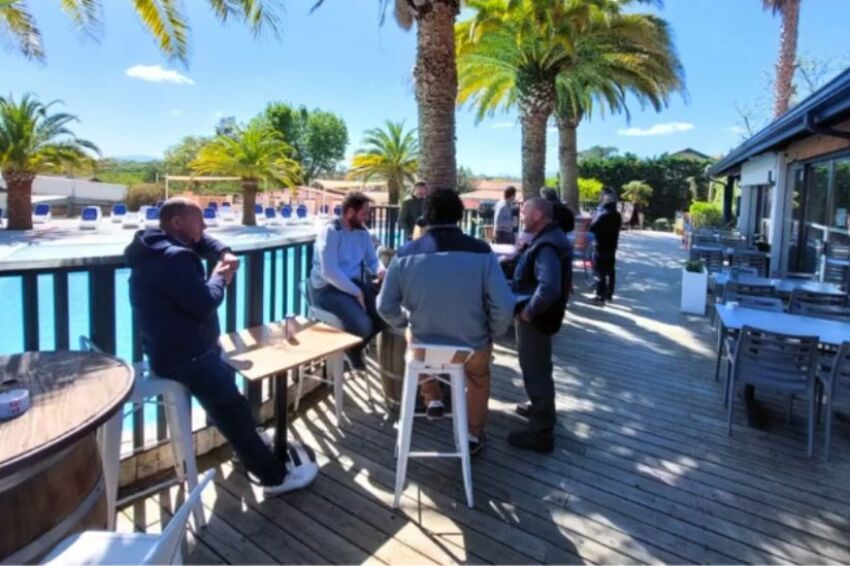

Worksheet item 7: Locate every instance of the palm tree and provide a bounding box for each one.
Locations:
[554,12,684,210]
[763,0,801,117]
[0,94,99,230]
[0,0,281,64]
[191,123,301,226]
[348,121,419,205]
[313,0,459,190]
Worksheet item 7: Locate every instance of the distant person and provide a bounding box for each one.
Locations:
[539,187,575,234]
[125,198,316,496]
[399,181,428,241]
[589,188,622,304]
[493,186,518,244]
[377,188,514,454]
[310,192,386,370]
[510,197,572,453]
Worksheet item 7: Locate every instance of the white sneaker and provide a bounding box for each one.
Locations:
[262,462,319,497]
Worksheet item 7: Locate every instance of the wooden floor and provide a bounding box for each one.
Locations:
[119,232,850,565]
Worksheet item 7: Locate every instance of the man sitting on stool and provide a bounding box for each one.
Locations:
[125,198,317,496]
[310,192,387,370]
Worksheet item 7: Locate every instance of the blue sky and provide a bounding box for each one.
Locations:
[3,0,849,177]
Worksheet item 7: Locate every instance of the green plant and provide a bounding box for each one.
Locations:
[652,218,672,232]
[348,120,419,205]
[685,259,705,273]
[578,177,604,201]
[127,183,165,211]
[689,201,723,229]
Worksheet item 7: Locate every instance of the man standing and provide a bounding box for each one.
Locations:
[589,188,622,304]
[378,188,514,453]
[509,198,572,453]
[310,192,386,370]
[126,198,317,496]
[493,186,518,244]
[540,187,575,234]
[399,181,428,241]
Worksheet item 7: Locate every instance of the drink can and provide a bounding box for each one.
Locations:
[285,315,297,340]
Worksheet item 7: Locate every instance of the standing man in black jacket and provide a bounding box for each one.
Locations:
[539,187,575,234]
[509,197,572,453]
[125,198,317,496]
[589,189,622,304]
[399,181,428,241]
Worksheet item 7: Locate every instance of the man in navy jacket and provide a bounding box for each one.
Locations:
[126,198,316,496]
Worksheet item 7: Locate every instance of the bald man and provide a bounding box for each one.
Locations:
[509,197,572,453]
[125,198,317,495]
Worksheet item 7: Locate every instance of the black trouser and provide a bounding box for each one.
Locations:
[594,253,616,299]
[516,318,556,432]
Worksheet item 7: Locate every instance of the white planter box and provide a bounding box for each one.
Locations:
[680,267,708,315]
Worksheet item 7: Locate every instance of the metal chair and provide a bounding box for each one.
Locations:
[796,302,850,322]
[730,250,768,277]
[817,342,850,460]
[789,289,847,314]
[690,248,725,273]
[726,326,819,457]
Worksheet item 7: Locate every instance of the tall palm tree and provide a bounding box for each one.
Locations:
[763,0,801,117]
[0,0,281,64]
[0,94,99,230]
[555,12,684,210]
[313,0,459,190]
[348,121,419,205]
[191,123,301,226]
[457,0,611,198]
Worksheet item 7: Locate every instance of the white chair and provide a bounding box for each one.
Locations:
[143,206,160,228]
[111,203,128,223]
[265,207,282,226]
[254,204,266,225]
[78,206,102,230]
[202,207,218,228]
[122,210,142,229]
[43,470,215,565]
[32,203,52,224]
[219,203,237,223]
[79,337,204,531]
[394,343,474,508]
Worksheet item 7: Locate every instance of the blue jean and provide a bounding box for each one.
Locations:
[312,279,384,367]
[161,348,286,486]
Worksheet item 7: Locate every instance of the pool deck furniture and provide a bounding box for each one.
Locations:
[0,351,133,563]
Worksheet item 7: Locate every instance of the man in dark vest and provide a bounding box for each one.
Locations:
[509,197,572,453]
[589,188,622,304]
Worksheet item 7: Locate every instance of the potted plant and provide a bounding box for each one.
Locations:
[681,258,708,315]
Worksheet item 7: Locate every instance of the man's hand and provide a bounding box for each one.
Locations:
[220,251,240,272]
[213,262,235,285]
[519,308,532,323]
[375,269,387,283]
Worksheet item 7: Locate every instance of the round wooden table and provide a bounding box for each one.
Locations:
[0,351,133,563]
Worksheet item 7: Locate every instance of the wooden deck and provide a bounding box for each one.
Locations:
[119,232,850,564]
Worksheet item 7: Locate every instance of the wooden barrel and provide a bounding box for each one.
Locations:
[377,326,407,413]
[0,433,107,563]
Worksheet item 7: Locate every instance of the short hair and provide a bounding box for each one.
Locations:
[539,187,559,202]
[414,181,427,189]
[524,196,553,220]
[159,197,199,228]
[601,187,618,203]
[424,188,464,226]
[504,186,517,200]
[341,192,372,213]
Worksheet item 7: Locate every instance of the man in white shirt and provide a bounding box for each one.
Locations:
[493,186,517,244]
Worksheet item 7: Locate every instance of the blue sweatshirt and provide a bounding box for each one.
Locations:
[310,220,381,296]
[125,229,230,375]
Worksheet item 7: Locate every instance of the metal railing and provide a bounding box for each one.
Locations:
[369,205,484,248]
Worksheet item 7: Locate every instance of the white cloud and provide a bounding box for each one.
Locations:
[213,110,225,118]
[169,109,183,117]
[490,121,516,129]
[617,122,694,137]
[725,125,746,134]
[125,64,194,85]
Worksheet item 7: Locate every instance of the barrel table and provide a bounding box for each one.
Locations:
[0,351,134,563]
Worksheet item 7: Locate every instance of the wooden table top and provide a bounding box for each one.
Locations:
[220,318,362,381]
[0,351,134,477]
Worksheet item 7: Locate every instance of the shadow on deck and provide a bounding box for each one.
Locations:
[119,231,850,565]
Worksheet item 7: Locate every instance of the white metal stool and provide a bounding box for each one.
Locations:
[81,337,204,531]
[393,343,474,509]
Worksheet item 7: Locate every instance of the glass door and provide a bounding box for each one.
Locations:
[798,162,830,274]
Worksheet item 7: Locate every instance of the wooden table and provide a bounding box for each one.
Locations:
[220,319,361,460]
[0,351,134,562]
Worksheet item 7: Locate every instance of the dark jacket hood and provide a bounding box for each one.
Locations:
[531,223,571,253]
[125,229,188,267]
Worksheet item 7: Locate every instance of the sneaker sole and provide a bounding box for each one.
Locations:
[262,463,319,496]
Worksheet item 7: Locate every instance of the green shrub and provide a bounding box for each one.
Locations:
[621,180,654,207]
[689,201,723,228]
[578,177,604,201]
[685,259,705,273]
[652,218,672,232]
[127,183,165,211]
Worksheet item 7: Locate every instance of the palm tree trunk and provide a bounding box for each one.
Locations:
[414,1,459,189]
[387,176,401,206]
[4,171,36,230]
[557,114,580,212]
[773,0,800,117]
[241,180,258,226]
[520,107,549,200]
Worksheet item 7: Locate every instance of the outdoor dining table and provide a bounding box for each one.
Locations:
[0,351,134,563]
[712,272,845,296]
[220,318,361,461]
[715,303,850,346]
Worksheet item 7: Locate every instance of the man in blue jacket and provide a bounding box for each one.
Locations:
[510,197,572,453]
[377,189,514,453]
[126,198,316,496]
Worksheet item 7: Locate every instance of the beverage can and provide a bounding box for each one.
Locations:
[285,315,297,339]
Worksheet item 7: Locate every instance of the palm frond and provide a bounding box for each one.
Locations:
[0,0,44,61]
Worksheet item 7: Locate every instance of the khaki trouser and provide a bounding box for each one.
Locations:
[418,344,493,438]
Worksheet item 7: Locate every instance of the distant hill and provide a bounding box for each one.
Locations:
[107,155,161,163]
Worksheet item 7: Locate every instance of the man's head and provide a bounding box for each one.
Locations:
[601,188,617,205]
[341,192,372,228]
[504,186,517,202]
[160,198,205,244]
[424,188,464,227]
[539,187,559,203]
[521,197,553,234]
[413,181,428,199]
